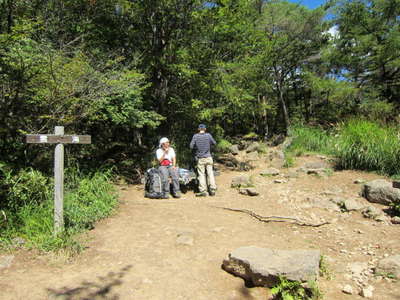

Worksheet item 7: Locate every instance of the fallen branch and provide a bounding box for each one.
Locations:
[212,206,330,227]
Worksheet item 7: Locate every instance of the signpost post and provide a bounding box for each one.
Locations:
[26,126,91,234]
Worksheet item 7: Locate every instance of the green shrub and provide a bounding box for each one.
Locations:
[0,165,52,212]
[216,139,233,153]
[1,169,117,252]
[64,171,117,230]
[335,119,400,175]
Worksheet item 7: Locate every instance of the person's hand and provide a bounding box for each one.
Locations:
[164,148,169,154]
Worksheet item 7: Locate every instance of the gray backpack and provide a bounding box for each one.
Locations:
[144,168,163,198]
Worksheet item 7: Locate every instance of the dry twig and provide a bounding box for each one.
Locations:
[212,206,330,227]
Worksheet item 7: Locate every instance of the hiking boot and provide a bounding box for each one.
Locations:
[209,190,216,196]
[161,193,170,199]
[172,192,181,198]
[195,192,207,197]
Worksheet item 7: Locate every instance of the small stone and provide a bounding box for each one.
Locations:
[360,285,374,298]
[12,237,26,247]
[239,187,259,196]
[273,179,286,184]
[0,255,14,270]
[260,168,280,176]
[342,284,353,294]
[354,179,365,184]
[176,232,194,246]
[212,227,224,233]
[391,216,400,224]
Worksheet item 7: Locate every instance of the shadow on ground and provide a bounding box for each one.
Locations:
[47,265,132,300]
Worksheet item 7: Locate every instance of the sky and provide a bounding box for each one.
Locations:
[288,0,327,9]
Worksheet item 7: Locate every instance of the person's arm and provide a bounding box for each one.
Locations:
[156,148,168,163]
[190,134,196,149]
[209,134,216,145]
[171,148,177,167]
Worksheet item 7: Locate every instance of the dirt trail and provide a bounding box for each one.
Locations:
[1,155,400,300]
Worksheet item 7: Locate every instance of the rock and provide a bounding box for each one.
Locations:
[360,285,374,298]
[0,255,14,270]
[266,150,285,168]
[229,144,240,155]
[342,284,353,294]
[231,175,252,188]
[362,206,383,220]
[285,171,299,179]
[361,179,400,205]
[375,255,400,278]
[239,188,259,196]
[274,179,287,184]
[343,199,365,211]
[304,161,329,169]
[12,237,26,247]
[222,246,320,287]
[309,198,341,212]
[266,134,286,147]
[176,232,194,246]
[347,262,368,280]
[246,142,260,153]
[354,179,365,184]
[217,153,240,168]
[391,216,400,224]
[245,151,259,161]
[393,180,400,189]
[307,169,326,177]
[260,168,280,176]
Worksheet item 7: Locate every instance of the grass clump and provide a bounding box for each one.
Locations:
[0,169,117,252]
[335,119,400,176]
[271,276,322,300]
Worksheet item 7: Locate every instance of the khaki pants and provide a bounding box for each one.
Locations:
[197,157,216,193]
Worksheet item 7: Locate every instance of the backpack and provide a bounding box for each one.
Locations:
[144,168,163,199]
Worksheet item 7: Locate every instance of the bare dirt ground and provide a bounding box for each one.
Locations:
[1,154,399,300]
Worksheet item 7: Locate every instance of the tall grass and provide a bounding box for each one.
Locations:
[287,126,335,156]
[288,120,400,177]
[0,169,117,252]
[335,119,400,175]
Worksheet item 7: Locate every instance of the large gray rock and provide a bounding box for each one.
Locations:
[222,246,320,287]
[245,151,259,161]
[229,144,240,155]
[231,175,252,188]
[375,255,400,278]
[343,199,365,211]
[246,142,260,153]
[362,179,400,205]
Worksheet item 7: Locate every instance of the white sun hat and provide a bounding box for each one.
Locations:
[159,137,169,147]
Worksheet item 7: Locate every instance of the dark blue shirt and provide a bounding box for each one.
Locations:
[190,132,216,158]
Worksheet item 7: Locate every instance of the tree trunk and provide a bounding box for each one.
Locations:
[276,80,290,136]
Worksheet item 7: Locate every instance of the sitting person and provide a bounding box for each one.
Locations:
[156,137,181,199]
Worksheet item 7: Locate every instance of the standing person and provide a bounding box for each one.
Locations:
[156,137,181,199]
[190,124,217,196]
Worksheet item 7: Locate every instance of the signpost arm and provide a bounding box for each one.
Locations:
[54,126,64,234]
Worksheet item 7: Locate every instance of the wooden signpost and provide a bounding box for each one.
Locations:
[26,126,91,234]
